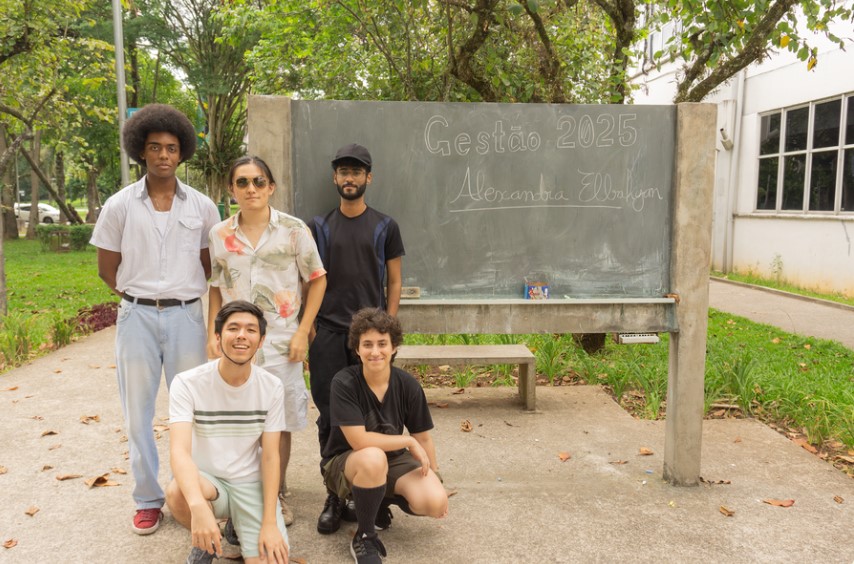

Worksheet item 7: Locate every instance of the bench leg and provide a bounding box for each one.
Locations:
[519,360,536,411]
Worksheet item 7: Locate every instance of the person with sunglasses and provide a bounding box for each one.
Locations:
[207,156,327,527]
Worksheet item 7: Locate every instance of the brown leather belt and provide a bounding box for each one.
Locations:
[122,292,200,309]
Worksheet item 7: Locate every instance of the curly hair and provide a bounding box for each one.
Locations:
[122,104,197,166]
[347,308,403,352]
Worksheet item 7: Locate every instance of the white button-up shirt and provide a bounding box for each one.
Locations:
[90,176,220,300]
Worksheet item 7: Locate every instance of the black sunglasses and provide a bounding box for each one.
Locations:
[233,176,269,189]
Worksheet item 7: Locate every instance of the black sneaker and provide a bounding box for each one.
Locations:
[350,532,387,564]
[341,497,357,522]
[186,546,214,564]
[317,492,344,534]
[375,501,393,531]
[223,518,239,545]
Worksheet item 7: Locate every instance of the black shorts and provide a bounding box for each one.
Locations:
[323,449,421,500]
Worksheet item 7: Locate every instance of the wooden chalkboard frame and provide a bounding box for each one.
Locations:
[247,96,715,487]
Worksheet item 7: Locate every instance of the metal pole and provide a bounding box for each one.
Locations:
[112,0,130,187]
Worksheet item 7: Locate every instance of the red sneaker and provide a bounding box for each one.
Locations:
[132,508,163,535]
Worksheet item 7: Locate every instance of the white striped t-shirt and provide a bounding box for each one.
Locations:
[170,360,286,483]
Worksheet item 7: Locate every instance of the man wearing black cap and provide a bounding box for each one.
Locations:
[307,143,405,535]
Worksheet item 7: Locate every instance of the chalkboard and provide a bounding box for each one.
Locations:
[290,100,675,299]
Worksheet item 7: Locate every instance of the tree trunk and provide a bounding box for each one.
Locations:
[26,130,40,239]
[56,151,67,223]
[86,168,100,223]
[0,124,18,240]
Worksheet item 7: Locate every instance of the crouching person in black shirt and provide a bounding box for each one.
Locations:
[321,308,448,563]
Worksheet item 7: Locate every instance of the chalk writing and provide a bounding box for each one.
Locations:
[424,115,542,157]
[448,167,664,213]
[577,170,663,212]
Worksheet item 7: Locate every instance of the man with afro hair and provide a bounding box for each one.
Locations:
[90,103,220,536]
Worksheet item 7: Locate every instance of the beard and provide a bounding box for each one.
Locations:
[335,180,368,201]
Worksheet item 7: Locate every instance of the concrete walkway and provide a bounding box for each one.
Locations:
[1,281,853,563]
[709,277,854,349]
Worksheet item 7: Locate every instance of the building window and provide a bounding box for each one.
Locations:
[757,94,854,213]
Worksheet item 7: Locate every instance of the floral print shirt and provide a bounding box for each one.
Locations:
[209,208,326,367]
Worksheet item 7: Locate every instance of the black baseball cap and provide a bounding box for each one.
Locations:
[332,143,372,170]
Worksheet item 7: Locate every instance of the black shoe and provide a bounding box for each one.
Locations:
[341,497,357,522]
[186,546,214,564]
[223,517,239,545]
[350,532,387,564]
[317,492,344,534]
[375,501,393,531]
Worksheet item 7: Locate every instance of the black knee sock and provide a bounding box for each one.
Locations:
[351,484,386,537]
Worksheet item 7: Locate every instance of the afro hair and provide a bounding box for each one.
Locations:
[122,104,197,166]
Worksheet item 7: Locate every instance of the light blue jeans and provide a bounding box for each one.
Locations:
[115,298,207,509]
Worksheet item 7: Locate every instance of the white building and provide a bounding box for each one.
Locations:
[632,18,854,296]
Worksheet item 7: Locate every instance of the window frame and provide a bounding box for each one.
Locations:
[756,93,853,214]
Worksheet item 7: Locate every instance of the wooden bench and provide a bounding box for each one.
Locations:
[396,344,537,411]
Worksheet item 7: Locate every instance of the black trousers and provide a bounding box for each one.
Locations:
[309,326,359,459]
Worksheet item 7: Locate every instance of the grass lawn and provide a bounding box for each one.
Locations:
[2,240,853,470]
[2,239,115,361]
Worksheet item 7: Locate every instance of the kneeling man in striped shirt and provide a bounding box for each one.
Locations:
[166,300,289,564]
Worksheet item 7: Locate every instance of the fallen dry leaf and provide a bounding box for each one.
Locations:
[2,386,18,392]
[48,443,61,451]
[771,337,780,344]
[558,452,571,462]
[452,388,465,395]
[803,343,811,350]
[88,364,101,369]
[503,420,514,427]
[40,430,58,437]
[3,538,17,549]
[433,402,449,408]
[85,474,120,488]
[55,474,82,481]
[734,437,742,443]
[53,369,62,374]
[290,557,307,564]
[460,419,473,432]
[42,465,53,471]
[639,447,654,456]
[835,455,854,464]
[24,394,33,399]
[108,364,116,369]
[153,424,168,433]
[719,506,735,517]
[833,495,844,504]
[609,460,628,465]
[446,489,458,497]
[699,477,732,485]
[762,498,795,507]
[80,415,101,425]
[0,465,7,474]
[792,438,818,454]
[110,467,127,475]
[663,292,680,304]
[25,506,39,517]
[30,415,44,421]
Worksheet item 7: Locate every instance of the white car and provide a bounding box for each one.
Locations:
[14,202,62,224]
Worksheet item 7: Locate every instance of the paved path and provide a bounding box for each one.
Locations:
[0,281,853,563]
[709,278,854,349]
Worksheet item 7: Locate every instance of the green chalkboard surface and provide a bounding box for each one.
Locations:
[291,100,675,299]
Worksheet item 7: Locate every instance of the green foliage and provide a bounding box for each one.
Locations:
[34,223,95,251]
[649,0,853,102]
[712,271,854,307]
[0,312,38,366]
[3,239,115,370]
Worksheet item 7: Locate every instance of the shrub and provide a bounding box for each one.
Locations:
[34,224,95,251]
[76,302,119,332]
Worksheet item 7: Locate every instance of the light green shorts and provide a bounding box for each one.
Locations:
[200,471,288,558]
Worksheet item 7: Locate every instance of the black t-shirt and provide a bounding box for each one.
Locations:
[308,207,405,332]
[321,365,434,465]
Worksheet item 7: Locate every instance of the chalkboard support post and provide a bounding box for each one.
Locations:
[663,103,716,486]
[247,95,294,213]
